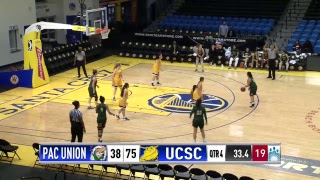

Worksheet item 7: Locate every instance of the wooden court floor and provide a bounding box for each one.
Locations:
[0,56,319,179]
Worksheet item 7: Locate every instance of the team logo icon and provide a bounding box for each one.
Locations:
[268,146,281,162]
[90,145,107,161]
[148,93,228,113]
[10,75,19,85]
[28,40,32,51]
[140,146,159,162]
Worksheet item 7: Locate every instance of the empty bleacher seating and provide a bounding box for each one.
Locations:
[286,20,320,52]
[176,0,289,19]
[42,41,103,75]
[158,15,275,36]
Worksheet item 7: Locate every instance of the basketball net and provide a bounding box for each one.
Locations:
[96,27,110,39]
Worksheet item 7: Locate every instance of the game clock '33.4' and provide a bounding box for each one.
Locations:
[226,145,252,161]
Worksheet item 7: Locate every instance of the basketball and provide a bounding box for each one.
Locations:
[241,87,246,92]
[95,28,102,34]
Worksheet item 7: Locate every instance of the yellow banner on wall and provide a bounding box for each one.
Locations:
[23,32,50,88]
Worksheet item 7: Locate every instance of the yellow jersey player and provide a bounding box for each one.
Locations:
[197,77,205,100]
[112,63,124,101]
[151,52,163,86]
[191,85,200,101]
[116,83,130,121]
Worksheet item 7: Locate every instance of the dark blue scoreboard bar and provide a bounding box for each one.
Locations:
[39,143,281,164]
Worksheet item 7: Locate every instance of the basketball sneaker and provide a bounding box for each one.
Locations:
[87,106,94,109]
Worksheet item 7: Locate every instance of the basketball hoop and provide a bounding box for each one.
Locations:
[96,27,110,39]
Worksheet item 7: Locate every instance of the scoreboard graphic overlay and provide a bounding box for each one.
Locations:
[39,143,281,164]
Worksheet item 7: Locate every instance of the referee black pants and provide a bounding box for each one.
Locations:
[76,60,88,77]
[268,58,276,79]
[71,128,83,142]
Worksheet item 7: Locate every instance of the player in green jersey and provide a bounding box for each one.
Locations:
[190,99,208,143]
[88,69,99,109]
[96,96,115,142]
[242,72,258,107]
[279,50,289,71]
[242,48,251,69]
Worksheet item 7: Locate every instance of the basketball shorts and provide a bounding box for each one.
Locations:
[119,99,127,109]
[192,120,204,129]
[89,89,98,101]
[113,79,122,88]
[97,122,106,129]
[250,88,257,96]
[152,72,159,76]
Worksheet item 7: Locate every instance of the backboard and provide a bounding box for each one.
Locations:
[85,7,108,36]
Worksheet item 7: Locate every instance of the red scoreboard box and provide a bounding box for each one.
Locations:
[252,145,268,161]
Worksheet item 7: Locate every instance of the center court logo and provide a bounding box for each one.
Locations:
[148,93,228,113]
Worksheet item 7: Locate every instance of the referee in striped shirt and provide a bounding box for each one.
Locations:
[69,101,86,142]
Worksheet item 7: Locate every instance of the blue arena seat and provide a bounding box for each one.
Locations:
[239,18,246,22]
[314,45,320,53]
[240,27,247,34]
[291,34,300,40]
[310,39,316,46]
[305,25,314,30]
[261,18,267,23]
[300,38,307,44]
[301,34,310,39]
[226,17,232,22]
[310,34,318,40]
[262,28,269,35]
[205,16,212,21]
[313,29,320,34]
[285,46,292,52]
[288,39,296,44]
[308,20,316,25]
[301,20,307,24]
[254,27,262,35]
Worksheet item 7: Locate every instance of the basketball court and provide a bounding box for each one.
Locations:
[0,56,319,179]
